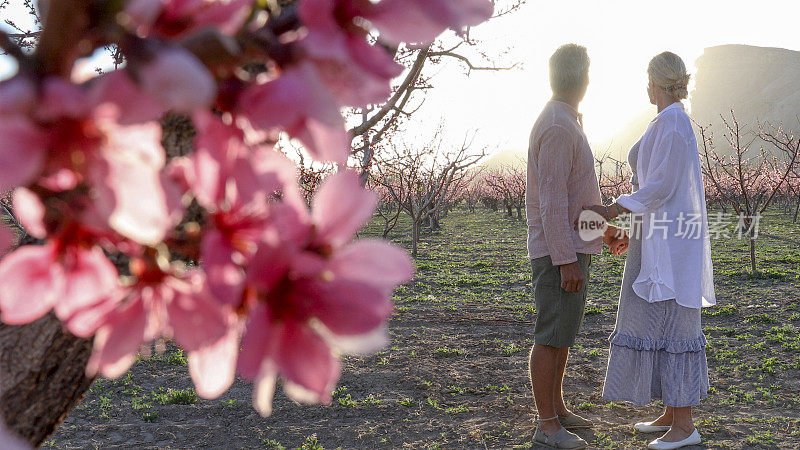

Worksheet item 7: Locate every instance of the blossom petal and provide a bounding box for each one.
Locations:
[245,242,291,292]
[90,70,166,124]
[312,171,377,248]
[54,246,119,321]
[12,187,46,239]
[102,122,171,245]
[137,46,217,113]
[0,118,46,192]
[274,321,339,404]
[193,0,252,35]
[0,75,35,116]
[36,78,89,121]
[252,365,277,417]
[329,239,414,291]
[0,245,60,325]
[368,0,494,45]
[238,64,349,164]
[238,303,273,379]
[86,297,148,378]
[313,323,389,355]
[62,294,122,338]
[188,318,239,399]
[201,230,245,304]
[166,273,229,351]
[301,278,392,336]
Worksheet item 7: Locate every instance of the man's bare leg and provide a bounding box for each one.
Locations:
[529,344,564,436]
[553,346,571,416]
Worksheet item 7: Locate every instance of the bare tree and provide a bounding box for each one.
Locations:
[373,128,485,256]
[595,155,632,204]
[483,164,526,219]
[697,111,800,271]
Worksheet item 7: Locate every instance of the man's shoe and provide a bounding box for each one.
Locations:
[647,429,701,449]
[634,421,672,433]
[558,413,593,429]
[533,426,588,449]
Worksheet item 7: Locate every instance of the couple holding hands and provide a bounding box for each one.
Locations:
[525,45,716,449]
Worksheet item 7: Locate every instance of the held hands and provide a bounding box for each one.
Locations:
[604,225,629,256]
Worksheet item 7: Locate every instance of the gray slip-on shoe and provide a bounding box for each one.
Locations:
[558,413,593,429]
[533,426,588,449]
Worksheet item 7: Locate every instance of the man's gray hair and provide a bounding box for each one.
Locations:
[549,44,590,95]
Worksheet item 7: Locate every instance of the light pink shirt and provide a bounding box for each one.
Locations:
[526,100,603,265]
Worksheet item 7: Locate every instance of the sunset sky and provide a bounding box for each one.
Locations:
[411,0,800,158]
[3,0,800,159]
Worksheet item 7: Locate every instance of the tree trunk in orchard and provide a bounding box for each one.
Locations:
[0,314,94,447]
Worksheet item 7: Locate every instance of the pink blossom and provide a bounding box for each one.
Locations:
[99,120,177,245]
[296,0,493,107]
[0,75,36,116]
[367,0,495,45]
[236,171,413,415]
[3,75,176,245]
[173,114,299,304]
[0,243,119,327]
[125,0,252,38]
[298,0,404,107]
[237,63,350,164]
[85,266,236,397]
[135,46,218,113]
[0,117,47,193]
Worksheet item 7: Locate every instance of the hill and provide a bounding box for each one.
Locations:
[591,44,800,162]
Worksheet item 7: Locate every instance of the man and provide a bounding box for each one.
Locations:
[526,44,624,449]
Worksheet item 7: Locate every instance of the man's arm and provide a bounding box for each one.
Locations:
[535,126,583,292]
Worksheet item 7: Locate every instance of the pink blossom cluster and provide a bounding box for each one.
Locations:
[0,0,492,414]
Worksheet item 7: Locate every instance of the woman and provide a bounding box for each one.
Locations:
[584,52,716,450]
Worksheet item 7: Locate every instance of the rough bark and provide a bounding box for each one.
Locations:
[0,314,94,447]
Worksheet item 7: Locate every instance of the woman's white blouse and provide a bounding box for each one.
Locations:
[615,102,716,309]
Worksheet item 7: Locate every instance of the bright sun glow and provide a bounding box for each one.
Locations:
[4,1,800,159]
[411,0,800,158]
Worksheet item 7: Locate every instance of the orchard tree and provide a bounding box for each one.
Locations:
[372,128,485,256]
[697,112,800,271]
[0,0,496,445]
[595,155,632,204]
[483,165,525,219]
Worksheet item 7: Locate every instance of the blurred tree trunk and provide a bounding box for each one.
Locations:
[0,315,94,447]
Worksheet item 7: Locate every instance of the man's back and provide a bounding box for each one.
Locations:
[526,100,602,266]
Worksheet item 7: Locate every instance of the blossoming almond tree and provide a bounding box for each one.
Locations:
[697,112,800,271]
[0,0,494,445]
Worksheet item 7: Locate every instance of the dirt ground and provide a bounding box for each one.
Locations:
[50,209,800,449]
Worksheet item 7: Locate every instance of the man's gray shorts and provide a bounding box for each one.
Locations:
[530,254,592,348]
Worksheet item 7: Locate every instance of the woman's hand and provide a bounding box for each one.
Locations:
[604,225,629,256]
[609,235,629,256]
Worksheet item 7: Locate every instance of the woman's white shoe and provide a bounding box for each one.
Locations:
[647,429,701,449]
[634,421,671,433]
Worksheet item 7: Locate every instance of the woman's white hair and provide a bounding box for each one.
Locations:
[549,44,590,95]
[648,51,690,100]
